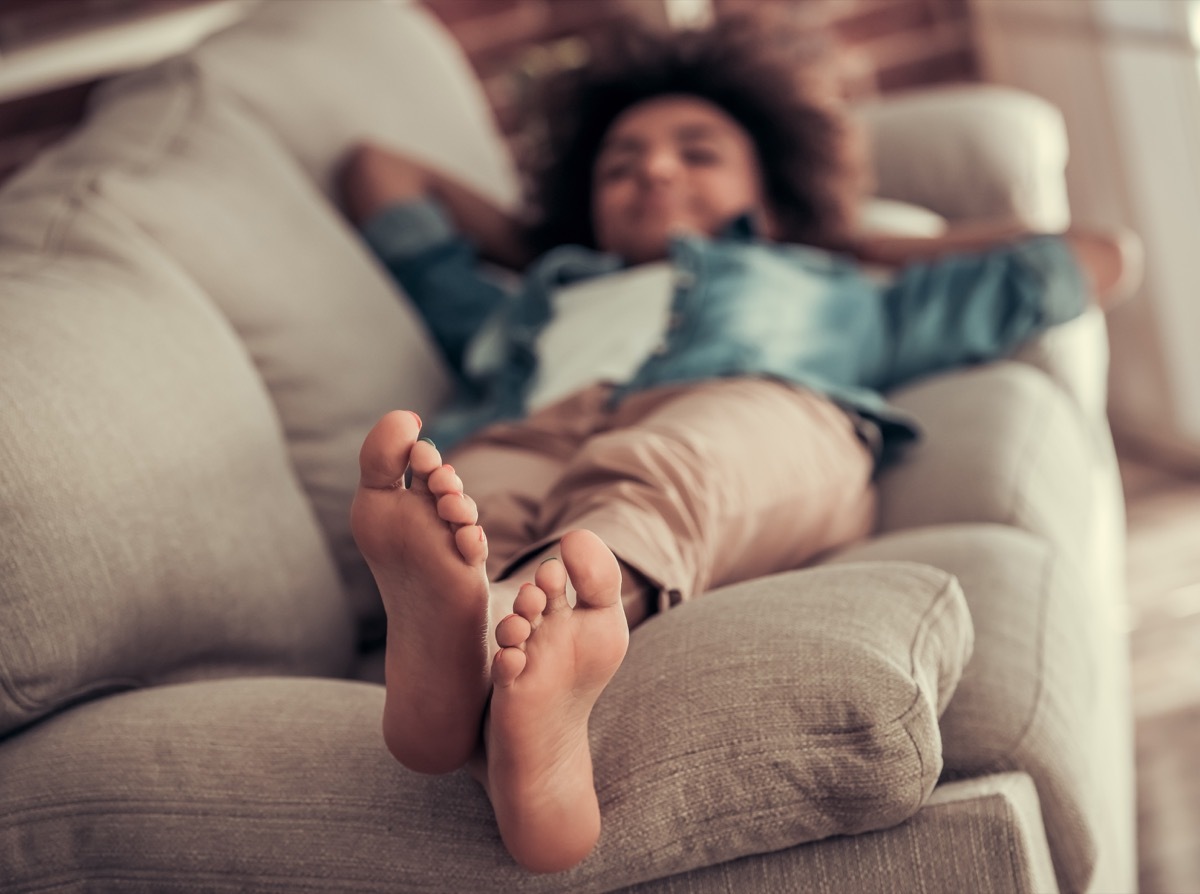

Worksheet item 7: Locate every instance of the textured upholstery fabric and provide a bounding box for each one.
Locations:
[613,774,1059,894]
[48,58,452,632]
[855,84,1071,231]
[878,361,1094,570]
[858,197,948,238]
[0,2,1134,891]
[832,527,1098,893]
[49,0,519,634]
[0,563,971,892]
[1012,306,1112,428]
[0,196,354,738]
[184,0,521,209]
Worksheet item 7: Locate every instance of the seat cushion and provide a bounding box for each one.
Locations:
[614,774,1059,894]
[0,561,971,892]
[0,194,355,738]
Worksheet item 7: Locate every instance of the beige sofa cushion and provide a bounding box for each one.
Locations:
[616,774,1059,894]
[0,562,971,892]
[855,84,1071,230]
[0,196,354,737]
[74,58,454,634]
[55,0,524,636]
[878,361,1095,570]
[187,0,521,208]
[832,525,1100,894]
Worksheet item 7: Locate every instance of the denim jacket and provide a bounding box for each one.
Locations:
[362,199,1087,459]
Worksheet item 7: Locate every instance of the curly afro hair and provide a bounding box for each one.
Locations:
[523,12,869,255]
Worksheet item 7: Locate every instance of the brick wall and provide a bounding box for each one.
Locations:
[425,0,980,139]
[422,0,669,137]
[0,0,978,185]
[715,0,980,97]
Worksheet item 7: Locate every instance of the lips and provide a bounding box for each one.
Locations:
[630,192,692,226]
[635,183,689,210]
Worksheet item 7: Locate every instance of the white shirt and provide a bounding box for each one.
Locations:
[526,262,675,412]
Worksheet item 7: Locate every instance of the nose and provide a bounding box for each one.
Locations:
[639,146,681,185]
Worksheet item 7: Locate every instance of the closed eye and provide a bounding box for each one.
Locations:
[596,159,633,181]
[682,146,720,165]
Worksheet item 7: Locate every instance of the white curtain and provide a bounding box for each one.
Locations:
[972,0,1200,463]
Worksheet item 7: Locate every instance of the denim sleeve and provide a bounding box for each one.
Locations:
[360,198,508,376]
[877,234,1088,388]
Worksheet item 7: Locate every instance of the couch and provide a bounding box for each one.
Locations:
[0,2,1136,891]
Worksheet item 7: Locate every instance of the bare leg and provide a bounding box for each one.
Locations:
[478,530,630,873]
[351,411,658,873]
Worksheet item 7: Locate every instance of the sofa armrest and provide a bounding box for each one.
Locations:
[1011,305,1111,428]
[855,84,1071,230]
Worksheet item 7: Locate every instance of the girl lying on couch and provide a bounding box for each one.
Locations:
[337,13,1138,874]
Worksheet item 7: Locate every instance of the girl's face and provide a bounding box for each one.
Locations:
[591,94,776,264]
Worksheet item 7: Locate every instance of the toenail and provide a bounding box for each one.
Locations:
[407,410,422,428]
[539,556,560,565]
[418,437,436,447]
[444,464,454,472]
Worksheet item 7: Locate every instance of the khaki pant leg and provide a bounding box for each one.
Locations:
[530,378,877,608]
[446,385,612,581]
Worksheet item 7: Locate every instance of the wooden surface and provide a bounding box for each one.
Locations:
[1121,454,1200,894]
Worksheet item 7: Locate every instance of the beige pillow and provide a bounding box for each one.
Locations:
[0,561,971,890]
[0,194,355,737]
[879,361,1094,566]
[67,58,455,634]
[187,0,521,208]
[830,525,1101,894]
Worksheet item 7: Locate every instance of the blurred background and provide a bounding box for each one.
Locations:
[1,1,1197,890]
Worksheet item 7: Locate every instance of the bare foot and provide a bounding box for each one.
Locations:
[351,410,491,774]
[484,530,629,873]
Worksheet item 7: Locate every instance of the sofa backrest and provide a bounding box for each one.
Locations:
[0,0,528,733]
[181,0,521,208]
[0,186,356,737]
[0,0,1111,739]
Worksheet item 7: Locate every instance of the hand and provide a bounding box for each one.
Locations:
[337,142,432,224]
[1064,225,1144,311]
[337,141,533,270]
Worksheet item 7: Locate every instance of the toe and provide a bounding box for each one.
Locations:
[437,492,479,526]
[491,646,527,688]
[559,530,622,609]
[454,524,488,566]
[409,439,443,493]
[535,557,570,611]
[496,613,532,649]
[512,583,548,622]
[427,465,464,497]
[358,410,421,490]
